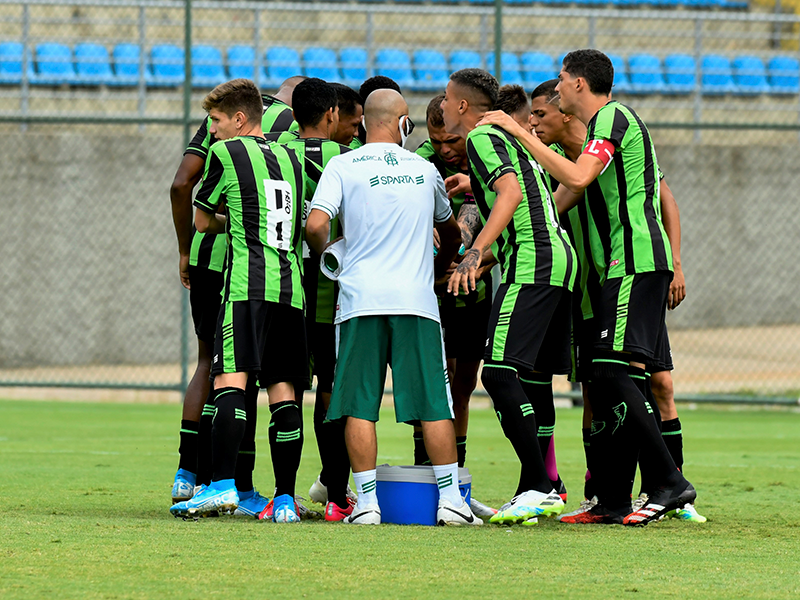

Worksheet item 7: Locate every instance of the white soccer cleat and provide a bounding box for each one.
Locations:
[469,497,498,517]
[309,475,358,506]
[490,489,565,524]
[437,498,483,526]
[343,503,381,525]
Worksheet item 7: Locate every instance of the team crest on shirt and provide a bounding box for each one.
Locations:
[383,151,399,166]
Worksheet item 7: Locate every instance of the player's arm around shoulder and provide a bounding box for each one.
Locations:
[193,143,229,234]
[306,154,346,255]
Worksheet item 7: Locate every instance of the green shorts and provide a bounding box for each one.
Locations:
[328,315,453,424]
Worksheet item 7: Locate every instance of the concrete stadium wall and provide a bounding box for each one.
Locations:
[0,130,797,367]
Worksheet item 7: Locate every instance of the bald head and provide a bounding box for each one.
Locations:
[274,75,308,106]
[364,89,407,128]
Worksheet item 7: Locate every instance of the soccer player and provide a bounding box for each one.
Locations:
[442,69,576,525]
[171,79,308,523]
[478,50,696,525]
[352,75,402,148]
[331,83,364,147]
[306,89,481,526]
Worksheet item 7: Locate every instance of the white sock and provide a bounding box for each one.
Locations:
[433,462,463,506]
[352,469,378,509]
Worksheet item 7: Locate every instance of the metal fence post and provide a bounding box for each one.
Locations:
[693,17,702,143]
[180,0,194,397]
[21,3,29,132]
[138,6,146,130]
[494,0,502,84]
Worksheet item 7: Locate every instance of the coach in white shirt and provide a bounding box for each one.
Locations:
[306,89,481,526]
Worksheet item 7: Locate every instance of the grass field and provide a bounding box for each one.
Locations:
[1,399,799,599]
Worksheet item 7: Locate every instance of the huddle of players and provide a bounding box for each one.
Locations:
[169,48,703,526]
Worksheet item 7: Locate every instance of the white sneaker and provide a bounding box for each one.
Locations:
[343,503,381,525]
[437,498,483,526]
[490,489,565,524]
[308,475,357,505]
[469,497,498,517]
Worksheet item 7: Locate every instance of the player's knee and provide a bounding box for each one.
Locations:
[649,371,674,402]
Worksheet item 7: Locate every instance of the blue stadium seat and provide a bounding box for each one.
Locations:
[701,54,735,95]
[192,44,225,88]
[520,52,556,88]
[449,50,483,72]
[0,42,33,84]
[303,47,340,81]
[574,0,610,6]
[767,56,799,95]
[605,54,630,94]
[651,0,679,7]
[265,46,301,89]
[150,44,184,87]
[413,49,449,92]
[32,42,75,85]
[486,51,523,86]
[112,43,148,86]
[375,48,414,90]
[74,43,115,86]
[628,53,666,95]
[340,47,367,88]
[732,55,769,95]
[227,45,257,81]
[664,53,696,94]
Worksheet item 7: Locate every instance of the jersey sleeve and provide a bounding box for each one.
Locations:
[590,104,629,148]
[185,117,215,159]
[309,158,344,219]
[466,129,517,191]
[193,146,226,213]
[582,138,616,173]
[432,170,453,223]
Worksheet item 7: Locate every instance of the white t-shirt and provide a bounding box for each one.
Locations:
[310,142,453,324]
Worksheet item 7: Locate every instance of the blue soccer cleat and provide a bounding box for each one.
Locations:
[171,469,196,504]
[180,479,238,518]
[234,489,270,518]
[271,493,301,523]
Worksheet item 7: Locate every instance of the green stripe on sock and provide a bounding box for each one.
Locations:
[238,450,256,455]
[662,430,682,436]
[179,429,198,435]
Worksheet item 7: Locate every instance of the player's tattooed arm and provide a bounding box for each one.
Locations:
[456,202,481,250]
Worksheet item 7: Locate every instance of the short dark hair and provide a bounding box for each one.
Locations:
[531,79,560,104]
[494,84,529,117]
[202,78,263,124]
[291,77,338,129]
[426,94,445,128]
[449,68,498,112]
[562,49,614,96]
[359,76,402,101]
[330,82,363,117]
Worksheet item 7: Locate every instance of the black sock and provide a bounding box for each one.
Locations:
[644,370,662,430]
[582,426,596,499]
[482,365,551,495]
[196,389,216,486]
[178,419,199,474]
[661,418,684,472]
[234,380,258,492]
[269,401,303,498]
[211,387,247,482]
[520,372,558,487]
[456,436,467,468]
[413,430,430,466]
[313,391,328,484]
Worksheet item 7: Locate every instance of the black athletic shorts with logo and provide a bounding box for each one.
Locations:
[484,283,572,374]
[439,296,492,362]
[189,265,224,343]
[307,321,336,393]
[211,299,309,388]
[592,270,671,363]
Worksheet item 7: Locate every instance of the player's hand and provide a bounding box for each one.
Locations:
[476,111,527,138]
[668,264,686,310]
[179,253,191,290]
[433,228,441,250]
[444,173,471,199]
[447,248,482,295]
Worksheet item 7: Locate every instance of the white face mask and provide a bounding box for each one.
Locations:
[398,114,415,148]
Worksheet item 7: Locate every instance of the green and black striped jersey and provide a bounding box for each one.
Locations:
[281,137,351,324]
[583,101,672,281]
[466,124,576,289]
[194,136,305,309]
[261,95,299,134]
[265,130,300,144]
[349,137,364,150]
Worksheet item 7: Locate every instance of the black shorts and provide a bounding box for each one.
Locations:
[439,297,492,362]
[307,320,336,393]
[570,317,595,383]
[484,283,572,374]
[188,265,224,343]
[648,321,674,373]
[211,299,309,388]
[592,271,671,362]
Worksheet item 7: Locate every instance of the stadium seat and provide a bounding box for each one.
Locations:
[412,49,449,92]
[340,47,368,88]
[664,53,696,94]
[303,47,340,81]
[0,42,33,84]
[265,46,301,89]
[732,55,769,95]
[32,42,75,85]
[375,48,415,90]
[150,44,185,87]
[701,54,735,95]
[520,52,556,88]
[606,53,630,94]
[486,51,523,86]
[227,45,258,81]
[112,43,148,86]
[767,56,799,95]
[192,44,226,88]
[74,43,115,86]
[628,53,666,95]
[449,50,483,72]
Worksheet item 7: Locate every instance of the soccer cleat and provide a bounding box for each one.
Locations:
[623,482,697,526]
[489,489,565,525]
[234,489,270,517]
[344,503,381,525]
[558,498,626,525]
[183,481,238,518]
[469,497,498,517]
[632,492,649,513]
[669,503,707,523]
[437,497,483,526]
[271,493,301,523]
[171,469,196,504]
[555,479,568,503]
[309,475,358,506]
[324,499,355,522]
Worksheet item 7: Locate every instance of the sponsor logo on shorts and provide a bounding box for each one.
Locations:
[213,354,219,363]
[600,329,609,339]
